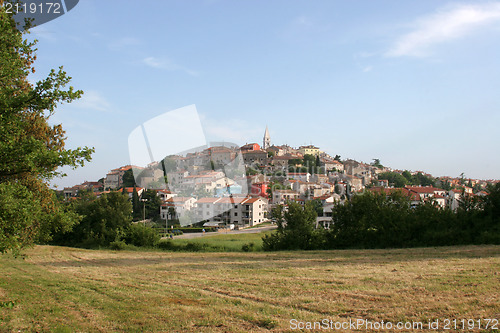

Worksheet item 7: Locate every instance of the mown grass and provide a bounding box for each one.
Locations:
[167,231,272,252]
[0,245,498,332]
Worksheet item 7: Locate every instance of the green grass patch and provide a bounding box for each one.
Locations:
[161,231,272,252]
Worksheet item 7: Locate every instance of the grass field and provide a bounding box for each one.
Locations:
[169,231,272,252]
[0,245,499,332]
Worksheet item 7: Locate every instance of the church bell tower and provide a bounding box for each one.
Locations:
[263,126,271,150]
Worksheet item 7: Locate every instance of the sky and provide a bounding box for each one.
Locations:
[22,0,500,188]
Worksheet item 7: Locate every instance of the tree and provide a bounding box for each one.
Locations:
[270,204,285,231]
[167,207,176,222]
[262,202,324,250]
[459,172,466,185]
[141,189,163,221]
[478,183,500,244]
[123,223,160,247]
[310,199,324,216]
[61,192,132,247]
[413,172,435,187]
[303,154,316,174]
[378,172,407,188]
[132,186,142,221]
[288,158,302,166]
[327,191,413,249]
[402,170,412,182]
[0,6,93,253]
[372,159,383,169]
[122,169,137,187]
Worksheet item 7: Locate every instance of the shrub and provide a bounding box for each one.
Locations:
[157,240,175,250]
[124,224,160,247]
[109,240,127,250]
[241,242,255,252]
[184,242,204,252]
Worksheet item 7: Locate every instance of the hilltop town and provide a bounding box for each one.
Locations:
[61,127,498,229]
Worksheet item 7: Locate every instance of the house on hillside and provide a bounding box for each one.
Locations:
[405,186,446,208]
[241,149,267,165]
[195,196,268,227]
[120,187,144,199]
[287,172,311,182]
[104,165,144,189]
[208,146,237,164]
[160,197,196,221]
[272,189,300,205]
[240,143,261,151]
[138,168,165,189]
[157,189,176,201]
[299,145,321,156]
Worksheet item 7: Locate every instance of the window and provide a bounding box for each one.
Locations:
[234,212,238,216]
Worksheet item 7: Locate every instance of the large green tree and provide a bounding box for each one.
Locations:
[141,189,162,221]
[262,201,324,250]
[0,6,93,252]
[378,171,408,188]
[59,192,132,247]
[122,169,137,187]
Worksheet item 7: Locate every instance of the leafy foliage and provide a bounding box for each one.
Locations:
[371,158,383,168]
[122,169,137,187]
[141,189,163,221]
[262,202,324,250]
[123,223,160,247]
[378,171,408,188]
[0,7,93,253]
[58,192,132,247]
[263,185,500,251]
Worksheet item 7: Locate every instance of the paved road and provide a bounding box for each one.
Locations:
[170,225,277,239]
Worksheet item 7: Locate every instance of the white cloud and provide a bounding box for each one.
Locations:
[294,16,314,27]
[31,26,57,42]
[71,90,111,112]
[108,37,140,50]
[142,56,198,76]
[386,3,500,57]
[202,117,262,144]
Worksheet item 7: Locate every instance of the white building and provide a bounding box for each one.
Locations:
[263,126,271,150]
[272,190,300,205]
[287,172,311,182]
[195,196,268,227]
[160,197,196,221]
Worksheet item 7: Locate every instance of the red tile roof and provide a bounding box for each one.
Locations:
[243,197,263,204]
[120,187,143,193]
[217,197,248,204]
[405,186,444,194]
[196,197,221,204]
[165,197,194,203]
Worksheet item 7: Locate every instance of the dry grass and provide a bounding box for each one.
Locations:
[0,245,499,332]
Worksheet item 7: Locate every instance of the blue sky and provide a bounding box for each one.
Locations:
[25,0,500,187]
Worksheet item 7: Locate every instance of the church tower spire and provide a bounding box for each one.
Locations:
[263,126,271,150]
